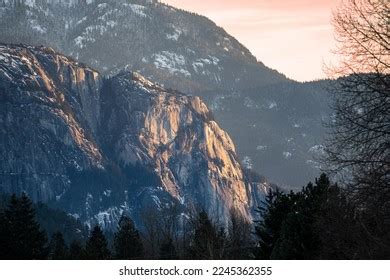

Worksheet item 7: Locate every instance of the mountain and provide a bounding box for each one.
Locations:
[0,0,331,188]
[0,44,269,229]
[0,0,287,91]
[202,81,331,188]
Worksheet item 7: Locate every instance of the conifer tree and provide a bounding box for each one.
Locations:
[159,237,177,260]
[114,215,144,260]
[227,209,252,259]
[69,240,85,260]
[0,209,8,259]
[188,211,226,260]
[1,193,47,259]
[254,189,295,259]
[49,231,68,260]
[255,174,346,259]
[85,225,111,260]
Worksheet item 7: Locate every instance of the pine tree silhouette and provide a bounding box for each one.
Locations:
[0,193,47,259]
[159,237,177,260]
[49,231,68,260]
[0,209,8,259]
[114,215,143,260]
[69,240,85,260]
[188,211,226,259]
[85,225,111,260]
[254,174,345,259]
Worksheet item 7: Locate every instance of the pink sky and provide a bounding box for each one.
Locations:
[162,0,339,81]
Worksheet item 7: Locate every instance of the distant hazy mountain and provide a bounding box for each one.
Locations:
[0,0,331,187]
[202,80,331,188]
[0,44,269,229]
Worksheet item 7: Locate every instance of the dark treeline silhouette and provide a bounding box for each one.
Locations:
[1,173,388,260]
[0,192,251,260]
[255,174,389,259]
[0,193,47,259]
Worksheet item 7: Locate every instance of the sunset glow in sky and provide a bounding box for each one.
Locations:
[163,0,339,82]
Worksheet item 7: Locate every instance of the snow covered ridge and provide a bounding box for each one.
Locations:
[123,3,148,17]
[0,0,260,92]
[0,44,269,229]
[2,0,81,7]
[1,0,158,8]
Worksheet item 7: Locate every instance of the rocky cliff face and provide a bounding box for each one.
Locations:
[0,44,268,228]
[0,44,103,202]
[101,71,254,221]
[0,0,331,188]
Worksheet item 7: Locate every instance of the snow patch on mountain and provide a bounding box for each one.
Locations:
[283,152,292,159]
[192,56,220,73]
[73,18,118,49]
[97,3,108,10]
[242,156,253,170]
[29,20,46,34]
[123,3,147,18]
[95,207,122,229]
[268,101,278,109]
[309,145,326,155]
[244,97,259,109]
[256,145,267,151]
[153,51,191,77]
[166,25,182,41]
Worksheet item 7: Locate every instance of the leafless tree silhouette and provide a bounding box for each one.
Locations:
[324,0,390,255]
[325,0,389,205]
